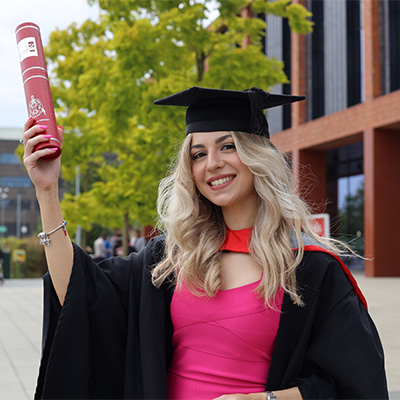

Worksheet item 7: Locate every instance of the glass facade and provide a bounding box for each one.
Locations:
[389,0,400,91]
[0,177,32,188]
[326,142,364,268]
[310,0,325,119]
[0,153,21,165]
[346,0,362,107]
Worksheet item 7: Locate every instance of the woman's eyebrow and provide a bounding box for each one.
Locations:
[190,143,204,151]
[215,134,232,144]
[191,134,233,151]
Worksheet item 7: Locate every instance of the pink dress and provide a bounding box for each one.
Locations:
[167,280,284,400]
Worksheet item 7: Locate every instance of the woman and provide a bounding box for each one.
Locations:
[23,87,387,400]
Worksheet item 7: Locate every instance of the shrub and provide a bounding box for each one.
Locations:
[1,236,48,278]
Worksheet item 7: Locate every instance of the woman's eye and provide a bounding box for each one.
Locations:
[221,143,235,151]
[191,151,206,161]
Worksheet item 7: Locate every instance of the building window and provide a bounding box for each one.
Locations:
[2,198,32,211]
[381,0,400,93]
[0,177,32,188]
[0,153,21,165]
[310,0,325,119]
[282,18,292,130]
[326,142,364,267]
[346,0,361,106]
[389,0,400,91]
[337,174,364,252]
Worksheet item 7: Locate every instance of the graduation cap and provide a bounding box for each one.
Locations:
[154,86,305,138]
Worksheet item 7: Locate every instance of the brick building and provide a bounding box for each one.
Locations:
[263,0,399,276]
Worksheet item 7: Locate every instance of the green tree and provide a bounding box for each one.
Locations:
[46,0,312,253]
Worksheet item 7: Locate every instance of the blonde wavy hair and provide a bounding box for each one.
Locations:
[152,131,342,306]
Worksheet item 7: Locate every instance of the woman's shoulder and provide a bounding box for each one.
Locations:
[296,246,345,282]
[147,233,167,247]
[294,237,367,310]
[290,232,349,274]
[144,233,166,261]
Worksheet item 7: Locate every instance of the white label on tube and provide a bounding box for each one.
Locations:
[18,37,38,62]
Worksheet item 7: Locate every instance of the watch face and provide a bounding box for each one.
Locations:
[267,392,277,400]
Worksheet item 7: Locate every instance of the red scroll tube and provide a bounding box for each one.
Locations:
[16,22,61,161]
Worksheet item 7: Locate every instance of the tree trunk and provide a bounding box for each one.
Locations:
[196,51,206,82]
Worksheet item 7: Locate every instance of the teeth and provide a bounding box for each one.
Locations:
[210,176,234,186]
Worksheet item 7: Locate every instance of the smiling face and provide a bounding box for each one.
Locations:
[190,131,258,218]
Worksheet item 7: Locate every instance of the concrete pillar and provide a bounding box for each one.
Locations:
[364,128,400,276]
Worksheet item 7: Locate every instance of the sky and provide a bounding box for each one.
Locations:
[0,0,100,129]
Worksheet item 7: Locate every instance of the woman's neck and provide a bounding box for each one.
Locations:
[222,204,257,230]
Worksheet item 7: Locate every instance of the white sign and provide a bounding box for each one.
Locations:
[17,37,38,62]
[309,213,330,238]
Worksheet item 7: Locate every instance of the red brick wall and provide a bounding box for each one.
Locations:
[271,0,400,276]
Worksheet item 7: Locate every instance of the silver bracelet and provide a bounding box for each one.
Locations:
[38,220,67,246]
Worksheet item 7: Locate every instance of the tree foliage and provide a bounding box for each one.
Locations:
[46,0,312,248]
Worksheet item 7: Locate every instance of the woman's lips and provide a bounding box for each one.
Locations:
[207,175,236,189]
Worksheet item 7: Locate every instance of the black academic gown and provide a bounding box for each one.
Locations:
[34,235,388,400]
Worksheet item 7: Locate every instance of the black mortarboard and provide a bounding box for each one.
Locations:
[154,86,305,138]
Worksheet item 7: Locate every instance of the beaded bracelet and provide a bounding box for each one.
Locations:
[38,220,67,246]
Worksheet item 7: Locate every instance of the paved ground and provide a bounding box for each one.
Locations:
[0,274,399,399]
[0,279,42,400]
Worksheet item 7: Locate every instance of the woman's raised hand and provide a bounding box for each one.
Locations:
[22,117,73,306]
[22,117,63,193]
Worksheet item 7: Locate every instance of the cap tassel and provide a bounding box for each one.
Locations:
[246,87,270,138]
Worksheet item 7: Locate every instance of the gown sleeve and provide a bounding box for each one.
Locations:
[34,236,170,400]
[296,255,387,399]
[267,251,388,399]
[297,291,387,399]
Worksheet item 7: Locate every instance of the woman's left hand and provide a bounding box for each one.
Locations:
[213,387,301,400]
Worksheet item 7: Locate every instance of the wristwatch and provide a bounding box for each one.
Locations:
[265,391,277,400]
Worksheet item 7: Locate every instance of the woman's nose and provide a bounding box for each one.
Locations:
[206,151,224,171]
